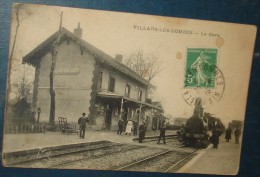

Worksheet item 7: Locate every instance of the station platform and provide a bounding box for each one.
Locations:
[2,130,175,153]
[177,136,242,175]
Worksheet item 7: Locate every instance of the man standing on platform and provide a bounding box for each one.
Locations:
[138,121,145,143]
[225,126,232,142]
[133,121,139,136]
[157,121,167,144]
[117,118,124,135]
[211,126,221,148]
[234,127,241,144]
[78,113,89,139]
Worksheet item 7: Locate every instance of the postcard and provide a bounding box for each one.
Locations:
[2,3,257,175]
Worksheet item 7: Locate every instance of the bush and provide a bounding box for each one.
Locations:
[12,98,35,125]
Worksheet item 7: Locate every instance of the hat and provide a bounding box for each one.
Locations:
[82,113,86,115]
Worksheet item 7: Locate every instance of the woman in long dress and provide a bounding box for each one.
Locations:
[125,120,133,135]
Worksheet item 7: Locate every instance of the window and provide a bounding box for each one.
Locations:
[108,77,115,92]
[97,72,103,91]
[125,84,131,97]
[138,90,143,101]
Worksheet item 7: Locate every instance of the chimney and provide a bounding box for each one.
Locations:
[115,54,123,63]
[74,23,83,38]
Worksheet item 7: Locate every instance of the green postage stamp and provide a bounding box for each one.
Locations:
[185,48,218,88]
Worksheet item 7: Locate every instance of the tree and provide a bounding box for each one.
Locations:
[49,12,63,127]
[125,50,162,82]
[8,4,32,94]
[125,50,162,99]
[12,64,33,102]
[11,65,34,126]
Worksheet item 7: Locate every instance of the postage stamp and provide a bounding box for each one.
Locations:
[183,48,224,108]
[184,48,218,88]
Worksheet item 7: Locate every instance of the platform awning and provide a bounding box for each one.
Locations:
[97,91,163,111]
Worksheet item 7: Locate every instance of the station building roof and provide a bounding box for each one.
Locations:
[23,27,154,88]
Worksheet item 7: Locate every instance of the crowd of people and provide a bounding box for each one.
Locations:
[117,118,148,143]
[117,117,168,144]
[77,111,167,143]
[77,112,242,148]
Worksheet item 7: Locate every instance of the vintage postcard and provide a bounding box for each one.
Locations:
[2,3,257,175]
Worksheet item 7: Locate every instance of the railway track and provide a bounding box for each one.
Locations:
[48,144,147,168]
[115,148,198,172]
[164,149,197,172]
[3,140,115,166]
[3,140,198,173]
[6,141,144,168]
[132,134,178,142]
[139,134,186,149]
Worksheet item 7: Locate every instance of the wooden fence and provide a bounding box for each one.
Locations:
[4,123,47,134]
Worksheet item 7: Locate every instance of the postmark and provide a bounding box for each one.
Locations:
[182,48,225,108]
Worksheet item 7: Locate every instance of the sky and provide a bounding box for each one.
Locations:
[8,3,257,126]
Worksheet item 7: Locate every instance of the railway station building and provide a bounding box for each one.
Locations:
[23,24,163,130]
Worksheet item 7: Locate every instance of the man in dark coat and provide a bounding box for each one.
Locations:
[225,127,232,142]
[121,110,127,131]
[143,121,147,138]
[211,127,221,148]
[78,113,89,139]
[138,121,145,143]
[117,118,124,135]
[234,127,241,144]
[105,106,112,130]
[133,121,139,136]
[157,122,167,144]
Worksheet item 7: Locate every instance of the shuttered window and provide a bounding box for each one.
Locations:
[125,84,131,97]
[108,77,115,92]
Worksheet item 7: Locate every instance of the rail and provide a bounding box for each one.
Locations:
[116,150,173,171]
[164,149,198,172]
[132,134,178,142]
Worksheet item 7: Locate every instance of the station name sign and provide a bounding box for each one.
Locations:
[54,67,80,75]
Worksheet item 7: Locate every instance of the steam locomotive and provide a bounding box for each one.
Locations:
[177,98,225,148]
